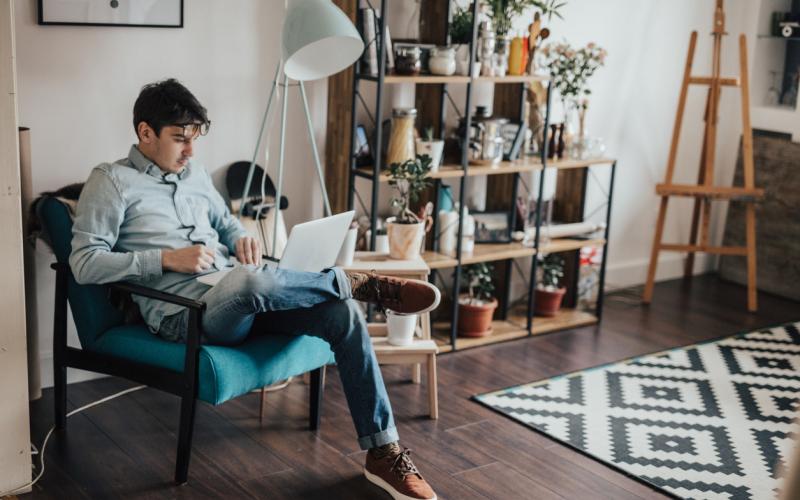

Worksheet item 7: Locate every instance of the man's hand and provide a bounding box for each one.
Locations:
[162,245,216,274]
[235,236,262,266]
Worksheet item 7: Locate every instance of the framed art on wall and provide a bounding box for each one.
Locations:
[38,0,184,28]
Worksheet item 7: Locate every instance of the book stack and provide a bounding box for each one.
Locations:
[359,1,393,75]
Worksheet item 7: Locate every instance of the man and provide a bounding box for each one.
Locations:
[70,78,438,500]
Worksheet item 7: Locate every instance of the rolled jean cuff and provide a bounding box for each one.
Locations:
[329,266,352,299]
[357,426,399,450]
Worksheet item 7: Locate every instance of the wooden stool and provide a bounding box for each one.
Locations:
[344,252,439,419]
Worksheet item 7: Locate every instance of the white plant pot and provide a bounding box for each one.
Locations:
[386,311,418,346]
[386,218,425,260]
[415,139,444,171]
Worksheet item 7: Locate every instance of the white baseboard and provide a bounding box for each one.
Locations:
[604,253,717,291]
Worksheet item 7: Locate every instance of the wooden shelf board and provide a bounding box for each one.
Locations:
[475,74,550,83]
[462,242,537,265]
[355,158,614,183]
[432,308,599,352]
[422,239,605,269]
[383,74,471,84]
[438,158,543,176]
[358,73,550,84]
[539,238,606,254]
[432,319,528,352]
[545,158,615,170]
[422,251,459,269]
[530,309,599,335]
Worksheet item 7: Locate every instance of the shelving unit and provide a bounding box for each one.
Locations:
[344,0,617,352]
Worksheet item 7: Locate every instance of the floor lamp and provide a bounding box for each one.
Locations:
[240,0,364,257]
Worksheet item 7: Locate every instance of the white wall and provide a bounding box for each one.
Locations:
[526,0,751,288]
[14,0,328,386]
[359,0,751,291]
[16,0,755,388]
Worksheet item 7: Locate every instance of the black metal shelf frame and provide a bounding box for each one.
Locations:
[346,0,617,351]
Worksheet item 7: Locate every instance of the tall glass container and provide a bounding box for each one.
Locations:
[386,108,417,166]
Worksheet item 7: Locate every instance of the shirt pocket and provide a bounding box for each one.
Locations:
[185,196,213,234]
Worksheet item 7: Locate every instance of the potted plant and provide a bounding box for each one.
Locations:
[541,40,606,156]
[485,0,565,37]
[534,253,565,316]
[386,154,432,260]
[450,4,474,75]
[458,263,498,337]
[415,126,444,171]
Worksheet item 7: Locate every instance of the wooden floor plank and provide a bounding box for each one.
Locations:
[24,274,800,499]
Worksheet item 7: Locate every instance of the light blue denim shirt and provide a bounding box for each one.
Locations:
[70,145,249,333]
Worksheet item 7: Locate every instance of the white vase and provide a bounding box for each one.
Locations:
[415,139,444,171]
[386,311,417,346]
[386,218,425,260]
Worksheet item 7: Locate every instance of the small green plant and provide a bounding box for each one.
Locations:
[421,126,435,142]
[486,0,566,36]
[461,263,495,304]
[388,154,432,223]
[449,5,474,45]
[539,253,564,290]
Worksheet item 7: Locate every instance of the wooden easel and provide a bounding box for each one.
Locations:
[643,0,764,312]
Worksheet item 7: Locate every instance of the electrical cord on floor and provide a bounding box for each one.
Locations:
[250,377,293,393]
[0,384,146,497]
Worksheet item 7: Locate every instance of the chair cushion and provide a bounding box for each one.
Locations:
[93,324,335,405]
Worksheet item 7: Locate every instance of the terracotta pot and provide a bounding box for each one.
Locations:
[386,219,425,260]
[457,296,498,337]
[534,287,566,317]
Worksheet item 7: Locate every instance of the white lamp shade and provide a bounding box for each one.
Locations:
[282,0,364,81]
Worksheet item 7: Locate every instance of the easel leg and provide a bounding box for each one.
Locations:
[643,197,669,303]
[746,203,758,312]
[685,199,703,278]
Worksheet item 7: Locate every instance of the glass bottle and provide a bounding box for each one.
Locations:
[547,124,558,159]
[386,108,417,166]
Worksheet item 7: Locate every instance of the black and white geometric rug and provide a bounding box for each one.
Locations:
[474,322,800,500]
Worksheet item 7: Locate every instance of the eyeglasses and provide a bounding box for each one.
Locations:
[178,121,211,138]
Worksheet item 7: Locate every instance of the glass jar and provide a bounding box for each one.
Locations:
[386,108,417,166]
[429,46,456,76]
[395,47,421,75]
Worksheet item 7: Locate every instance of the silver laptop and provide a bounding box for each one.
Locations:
[197,210,355,286]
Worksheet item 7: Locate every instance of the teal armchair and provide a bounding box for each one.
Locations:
[37,197,335,484]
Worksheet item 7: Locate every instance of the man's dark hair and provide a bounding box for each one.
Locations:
[132,79,209,138]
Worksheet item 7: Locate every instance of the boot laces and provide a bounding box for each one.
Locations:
[389,448,420,479]
[369,271,401,310]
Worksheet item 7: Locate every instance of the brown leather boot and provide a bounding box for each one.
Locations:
[365,444,437,500]
[348,272,440,315]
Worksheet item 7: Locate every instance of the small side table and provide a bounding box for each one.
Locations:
[343,252,439,419]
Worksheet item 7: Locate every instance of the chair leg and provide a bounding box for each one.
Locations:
[174,393,198,485]
[427,355,438,420]
[54,362,67,430]
[309,366,326,430]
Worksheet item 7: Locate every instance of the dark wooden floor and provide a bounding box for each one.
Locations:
[24,274,800,499]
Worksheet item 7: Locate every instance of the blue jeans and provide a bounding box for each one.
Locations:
[159,265,398,450]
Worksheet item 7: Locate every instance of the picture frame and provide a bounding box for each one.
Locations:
[472,211,512,243]
[38,0,184,28]
[501,122,528,161]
